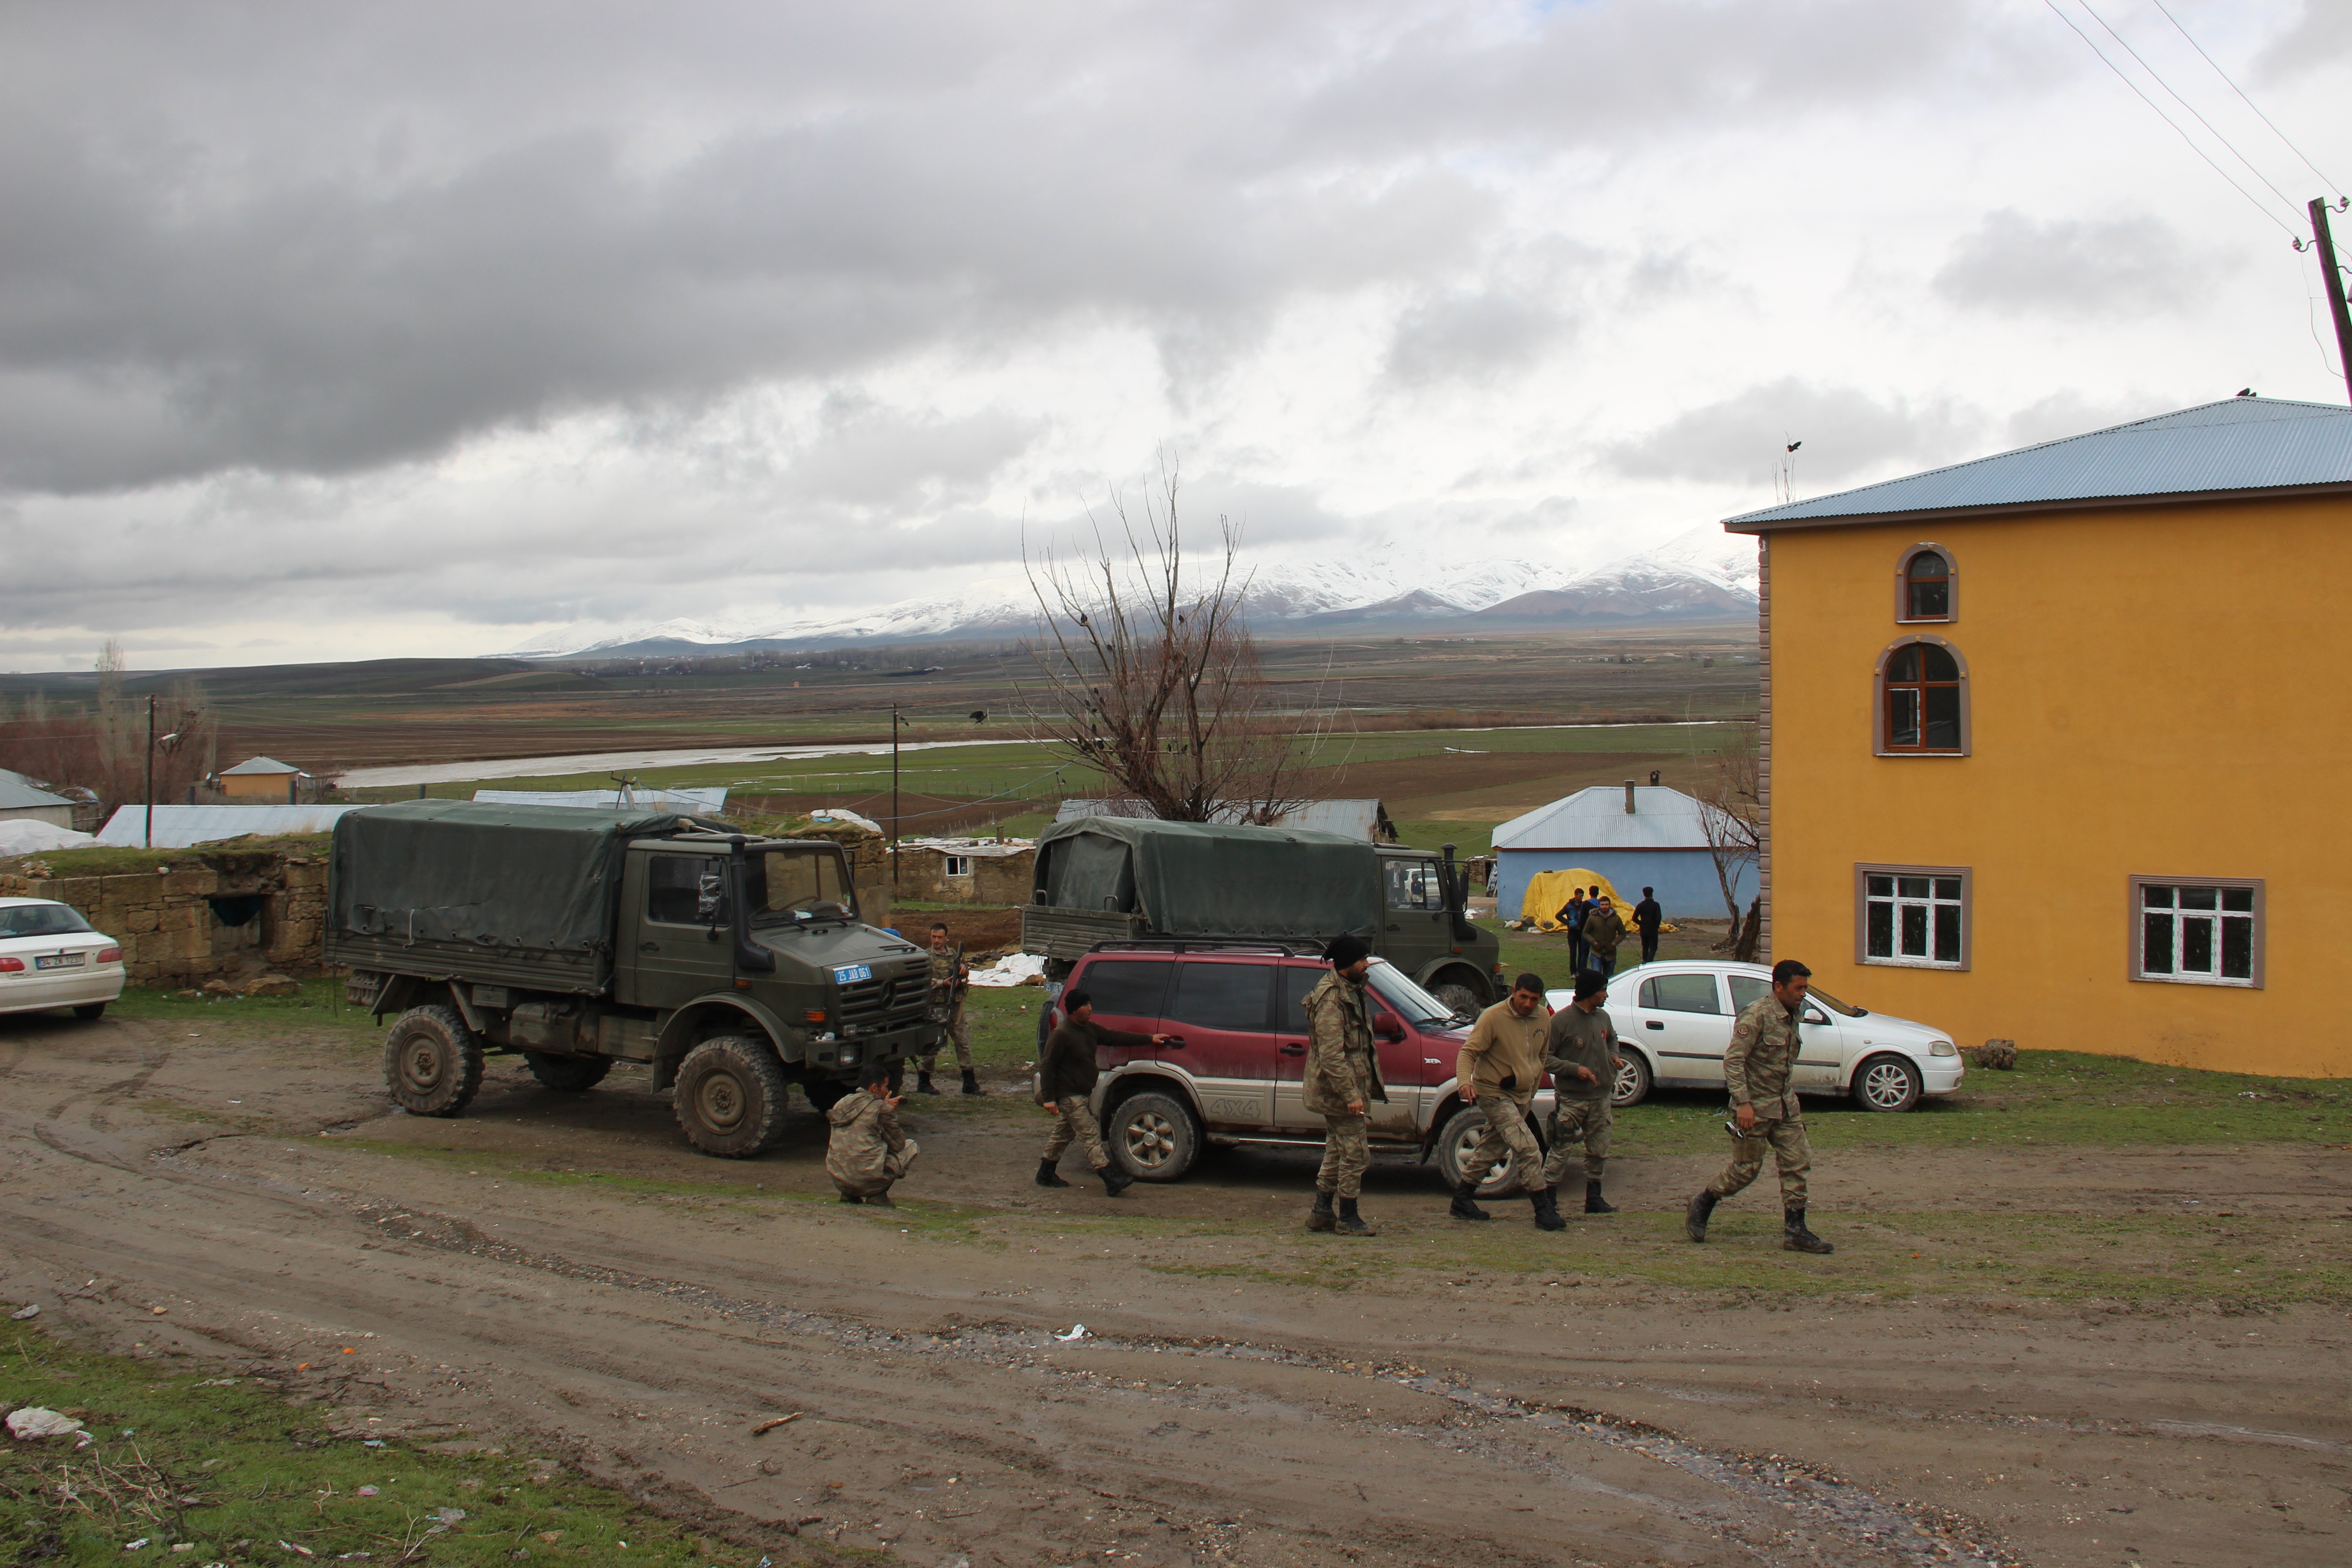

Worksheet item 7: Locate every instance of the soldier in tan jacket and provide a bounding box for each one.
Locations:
[1450,973,1568,1230]
[826,1061,918,1206]
[1685,958,1833,1254]
[1300,934,1386,1237]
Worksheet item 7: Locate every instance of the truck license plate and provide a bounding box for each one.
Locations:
[832,963,873,984]
[35,954,84,969]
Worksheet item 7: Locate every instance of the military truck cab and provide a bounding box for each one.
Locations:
[328,802,936,1158]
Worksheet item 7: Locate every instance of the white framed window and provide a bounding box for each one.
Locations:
[1855,863,1970,970]
[943,855,973,878]
[2133,877,2262,988]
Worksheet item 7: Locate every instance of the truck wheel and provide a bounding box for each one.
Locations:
[672,1036,790,1157]
[1105,1090,1201,1182]
[1428,982,1480,1020]
[1433,1104,1522,1198]
[383,1005,485,1118]
[524,1052,612,1092]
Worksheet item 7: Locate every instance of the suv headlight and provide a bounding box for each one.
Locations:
[1928,1040,1958,1057]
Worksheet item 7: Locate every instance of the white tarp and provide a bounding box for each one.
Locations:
[96,803,372,849]
[968,952,1049,988]
[473,787,728,813]
[0,820,98,856]
[810,808,882,834]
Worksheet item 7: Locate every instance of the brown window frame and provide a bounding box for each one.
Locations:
[1874,636,1970,757]
[2129,875,2264,989]
[1894,542,1956,623]
[1854,862,1972,971]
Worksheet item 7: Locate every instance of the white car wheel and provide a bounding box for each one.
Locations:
[1853,1053,1923,1112]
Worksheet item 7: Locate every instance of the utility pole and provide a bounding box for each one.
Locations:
[2312,198,2352,408]
[144,694,156,849]
[890,703,902,888]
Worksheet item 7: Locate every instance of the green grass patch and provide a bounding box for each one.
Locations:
[113,977,378,1040]
[0,1323,755,1565]
[0,836,334,880]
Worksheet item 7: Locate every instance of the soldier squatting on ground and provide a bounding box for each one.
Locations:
[1300,933,1384,1237]
[826,1060,918,1206]
[1544,968,1622,1216]
[1685,958,1836,1254]
[918,921,984,1097]
[1034,989,1171,1196]
[1451,973,1568,1231]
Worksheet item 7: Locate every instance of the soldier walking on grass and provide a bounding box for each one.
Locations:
[1685,958,1834,1254]
[1543,969,1622,1215]
[1034,990,1171,1196]
[1302,934,1386,1238]
[918,922,983,1096]
[1450,972,1567,1230]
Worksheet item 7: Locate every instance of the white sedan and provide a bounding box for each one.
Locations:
[0,898,126,1021]
[1547,960,1963,1112]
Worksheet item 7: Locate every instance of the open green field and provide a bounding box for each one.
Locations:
[0,1324,751,1566]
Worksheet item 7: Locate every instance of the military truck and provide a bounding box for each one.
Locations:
[326,800,937,1157]
[1019,816,1504,1021]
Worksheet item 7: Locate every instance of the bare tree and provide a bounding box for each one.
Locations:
[1019,461,1328,823]
[1697,725,1761,955]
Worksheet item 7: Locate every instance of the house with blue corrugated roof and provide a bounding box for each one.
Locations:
[1493,782,1753,921]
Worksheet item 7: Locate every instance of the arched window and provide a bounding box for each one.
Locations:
[1877,638,1968,755]
[1895,543,1955,622]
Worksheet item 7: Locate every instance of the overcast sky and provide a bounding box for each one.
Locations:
[4,0,2348,670]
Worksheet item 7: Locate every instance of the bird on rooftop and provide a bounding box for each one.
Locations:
[2236,388,2255,397]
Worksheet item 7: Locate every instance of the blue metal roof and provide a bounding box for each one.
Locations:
[1725,397,2352,531]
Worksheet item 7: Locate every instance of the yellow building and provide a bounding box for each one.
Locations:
[217,755,308,802]
[1725,397,2352,1078]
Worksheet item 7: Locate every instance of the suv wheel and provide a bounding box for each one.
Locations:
[672,1036,791,1156]
[1107,1090,1201,1182]
[383,1004,485,1117]
[1433,1103,1524,1198]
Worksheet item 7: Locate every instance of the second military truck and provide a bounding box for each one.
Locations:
[326,800,938,1157]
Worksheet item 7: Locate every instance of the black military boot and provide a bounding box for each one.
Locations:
[1584,1181,1617,1215]
[1336,1198,1377,1236]
[1531,1185,1568,1231]
[916,1071,941,1095]
[1307,1191,1337,1232]
[866,1190,896,1209]
[1099,1164,1134,1197]
[960,1068,984,1096]
[1036,1159,1070,1188]
[1449,1180,1491,1222]
[1783,1209,1834,1254]
[838,1192,862,1204]
[1685,1189,1720,1243]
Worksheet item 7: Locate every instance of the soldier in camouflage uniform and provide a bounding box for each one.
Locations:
[1685,958,1833,1254]
[1451,973,1567,1230]
[1301,934,1386,1237]
[917,923,981,1096]
[1543,968,1623,1215]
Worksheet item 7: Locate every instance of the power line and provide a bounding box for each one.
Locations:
[2078,0,2302,216]
[2040,0,2300,240]
[2147,0,2347,201]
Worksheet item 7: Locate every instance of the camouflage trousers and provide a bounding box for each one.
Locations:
[1042,1095,1110,1171]
[1316,1112,1371,1200]
[1460,1093,1545,1193]
[1541,1097,1612,1186]
[920,1002,973,1072]
[1707,1115,1811,1209]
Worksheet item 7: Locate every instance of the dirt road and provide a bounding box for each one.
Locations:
[4,1011,2347,1567]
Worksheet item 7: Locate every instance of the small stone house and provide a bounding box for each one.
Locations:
[0,847,330,985]
[890,838,1037,904]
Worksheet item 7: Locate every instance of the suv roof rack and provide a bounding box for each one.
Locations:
[1084,938,1327,959]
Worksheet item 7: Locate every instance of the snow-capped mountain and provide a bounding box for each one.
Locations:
[506,526,1757,658]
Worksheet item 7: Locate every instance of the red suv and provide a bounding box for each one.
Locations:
[1042,941,1558,1192]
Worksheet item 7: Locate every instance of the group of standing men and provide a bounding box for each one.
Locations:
[1296,940,1833,1254]
[1555,886,1663,975]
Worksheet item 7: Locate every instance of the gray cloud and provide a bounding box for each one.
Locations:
[1604,379,1983,487]
[1386,290,1573,382]
[1931,210,2227,317]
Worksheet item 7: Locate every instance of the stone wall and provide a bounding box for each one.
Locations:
[887,847,1035,905]
[0,849,329,986]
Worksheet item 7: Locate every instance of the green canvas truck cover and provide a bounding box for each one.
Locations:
[1033,816,1380,939]
[328,799,686,990]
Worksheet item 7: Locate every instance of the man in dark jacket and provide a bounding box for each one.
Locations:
[1558,888,1589,971]
[1301,933,1386,1237]
[1035,990,1171,1196]
[1632,888,1664,967]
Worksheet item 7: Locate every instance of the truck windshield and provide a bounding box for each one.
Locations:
[745,848,856,925]
[1367,960,1460,1027]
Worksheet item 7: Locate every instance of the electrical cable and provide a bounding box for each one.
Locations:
[2077,0,2303,216]
[2147,0,2347,201]
[2040,0,2300,239]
